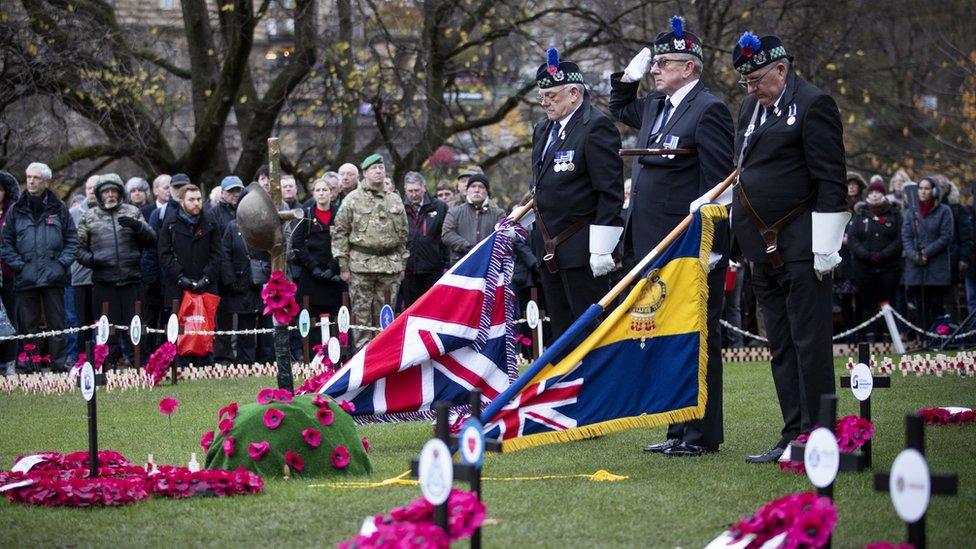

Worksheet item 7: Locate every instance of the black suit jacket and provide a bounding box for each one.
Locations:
[609,75,734,260]
[732,71,847,263]
[530,96,624,270]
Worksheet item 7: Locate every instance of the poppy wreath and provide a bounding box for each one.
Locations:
[0,451,263,507]
[917,406,976,425]
[779,416,874,474]
[144,341,177,386]
[727,491,838,549]
[202,389,371,478]
[339,488,487,549]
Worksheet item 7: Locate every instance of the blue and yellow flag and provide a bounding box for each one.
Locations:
[483,205,727,451]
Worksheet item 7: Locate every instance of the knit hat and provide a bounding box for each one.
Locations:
[867,181,886,195]
[465,174,490,194]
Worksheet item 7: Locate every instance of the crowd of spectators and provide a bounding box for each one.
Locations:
[0,161,971,375]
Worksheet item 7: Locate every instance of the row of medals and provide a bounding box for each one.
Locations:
[554,161,575,172]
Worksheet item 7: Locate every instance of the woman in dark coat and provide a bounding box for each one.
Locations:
[847,180,902,336]
[220,216,273,364]
[902,176,954,331]
[291,178,344,348]
[0,171,19,375]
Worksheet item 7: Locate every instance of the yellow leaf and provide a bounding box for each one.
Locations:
[825,63,837,71]
[220,3,234,11]
[239,95,247,104]
[740,10,750,18]
[205,88,212,97]
[848,114,855,124]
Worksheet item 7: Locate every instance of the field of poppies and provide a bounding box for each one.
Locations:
[0,358,974,547]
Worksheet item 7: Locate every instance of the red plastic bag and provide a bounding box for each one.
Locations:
[177,291,220,357]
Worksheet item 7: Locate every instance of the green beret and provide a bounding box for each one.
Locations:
[360,153,384,171]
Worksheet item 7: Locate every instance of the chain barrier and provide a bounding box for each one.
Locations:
[886,307,976,339]
[9,315,552,341]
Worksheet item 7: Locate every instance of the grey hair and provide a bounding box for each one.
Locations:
[323,171,340,183]
[403,171,426,188]
[569,83,586,96]
[674,53,703,76]
[26,162,52,180]
[126,177,149,193]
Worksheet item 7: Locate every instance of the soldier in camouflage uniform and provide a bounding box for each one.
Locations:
[332,154,408,347]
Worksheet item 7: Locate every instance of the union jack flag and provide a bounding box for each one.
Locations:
[319,223,522,422]
[484,377,583,440]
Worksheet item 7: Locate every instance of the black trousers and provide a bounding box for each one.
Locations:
[400,272,441,309]
[539,265,610,340]
[751,260,835,447]
[74,284,94,349]
[236,313,274,364]
[213,298,234,364]
[17,286,66,369]
[91,283,141,364]
[666,267,725,447]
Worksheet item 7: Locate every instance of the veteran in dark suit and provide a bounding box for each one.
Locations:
[609,16,734,457]
[530,49,624,339]
[729,33,850,464]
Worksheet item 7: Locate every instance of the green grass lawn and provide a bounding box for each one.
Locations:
[1,359,974,548]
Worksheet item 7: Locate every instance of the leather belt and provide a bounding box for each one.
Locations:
[734,184,815,268]
[533,204,591,274]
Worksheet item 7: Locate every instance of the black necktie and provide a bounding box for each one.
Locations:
[648,99,672,146]
[763,105,774,124]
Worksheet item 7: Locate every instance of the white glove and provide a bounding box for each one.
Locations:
[689,184,734,213]
[590,253,615,277]
[813,251,842,281]
[708,252,722,272]
[621,48,652,83]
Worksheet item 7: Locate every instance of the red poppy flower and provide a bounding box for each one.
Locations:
[312,395,329,407]
[316,407,334,426]
[24,343,36,352]
[361,437,370,453]
[284,451,304,473]
[158,397,179,415]
[223,436,236,457]
[218,417,235,436]
[248,441,270,461]
[331,445,350,469]
[338,332,349,346]
[17,352,27,363]
[263,408,284,429]
[256,388,276,405]
[302,428,321,448]
[339,400,356,413]
[218,402,239,420]
[273,389,293,403]
[200,431,214,453]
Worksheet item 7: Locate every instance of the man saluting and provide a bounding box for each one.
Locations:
[530,48,624,340]
[728,33,850,464]
[609,16,734,457]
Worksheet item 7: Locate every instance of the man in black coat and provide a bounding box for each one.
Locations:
[209,175,244,365]
[401,171,448,308]
[158,184,221,365]
[609,16,734,457]
[530,49,624,339]
[729,34,850,463]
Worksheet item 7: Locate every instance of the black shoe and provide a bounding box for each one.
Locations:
[663,442,718,457]
[745,445,785,464]
[642,438,681,453]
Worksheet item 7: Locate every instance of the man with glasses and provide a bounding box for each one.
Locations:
[729,33,849,464]
[529,48,624,340]
[609,16,733,458]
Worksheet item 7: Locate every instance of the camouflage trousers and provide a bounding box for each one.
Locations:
[348,272,400,347]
